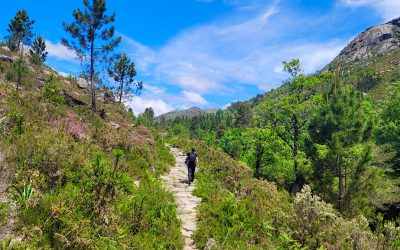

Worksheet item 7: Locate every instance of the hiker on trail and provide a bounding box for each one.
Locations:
[185,148,199,184]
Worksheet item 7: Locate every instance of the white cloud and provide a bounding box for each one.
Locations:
[341,0,400,21]
[124,95,174,116]
[120,0,348,105]
[181,91,209,105]
[45,40,77,62]
[144,84,165,94]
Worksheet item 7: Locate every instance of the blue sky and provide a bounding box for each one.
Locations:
[1,0,399,115]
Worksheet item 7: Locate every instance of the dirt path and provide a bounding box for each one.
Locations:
[0,150,21,245]
[162,146,201,250]
[0,149,13,241]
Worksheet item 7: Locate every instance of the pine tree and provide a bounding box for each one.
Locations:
[144,107,155,124]
[108,53,142,103]
[62,0,121,110]
[308,79,373,214]
[5,58,29,93]
[5,10,35,52]
[231,101,252,127]
[377,88,400,177]
[29,35,48,66]
[259,59,323,192]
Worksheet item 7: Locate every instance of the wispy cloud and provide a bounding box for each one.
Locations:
[120,0,348,115]
[56,0,386,116]
[182,90,209,105]
[45,40,77,62]
[341,0,400,21]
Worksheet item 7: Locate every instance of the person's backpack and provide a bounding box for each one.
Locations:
[188,152,196,164]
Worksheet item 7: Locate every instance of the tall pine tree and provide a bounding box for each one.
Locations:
[62,0,121,110]
[308,77,373,214]
[259,59,323,192]
[5,10,35,53]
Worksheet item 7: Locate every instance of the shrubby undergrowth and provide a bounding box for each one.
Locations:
[0,63,183,248]
[169,137,400,249]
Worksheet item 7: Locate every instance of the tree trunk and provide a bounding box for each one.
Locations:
[90,36,96,110]
[119,78,124,104]
[338,156,344,214]
[255,141,263,179]
[293,114,299,173]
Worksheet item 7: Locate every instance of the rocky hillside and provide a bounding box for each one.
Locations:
[156,106,217,121]
[0,46,184,248]
[325,17,400,71]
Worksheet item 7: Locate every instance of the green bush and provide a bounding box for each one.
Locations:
[41,74,64,105]
[0,202,8,227]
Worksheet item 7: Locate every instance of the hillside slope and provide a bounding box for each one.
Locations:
[0,47,184,248]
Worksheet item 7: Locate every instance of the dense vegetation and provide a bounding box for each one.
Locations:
[162,59,400,248]
[168,137,399,249]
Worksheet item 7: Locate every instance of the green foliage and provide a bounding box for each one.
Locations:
[8,179,34,208]
[62,0,121,110]
[41,74,64,104]
[354,67,383,92]
[256,66,326,190]
[108,53,142,103]
[5,57,29,93]
[0,237,15,250]
[7,111,24,136]
[172,137,395,249]
[136,107,156,127]
[219,127,296,183]
[29,35,48,66]
[283,59,302,78]
[230,101,252,127]
[172,138,291,249]
[377,86,400,175]
[0,203,7,227]
[5,10,35,52]
[308,81,374,214]
[286,185,377,249]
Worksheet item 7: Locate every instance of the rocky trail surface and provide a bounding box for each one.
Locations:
[162,146,201,250]
[0,150,15,242]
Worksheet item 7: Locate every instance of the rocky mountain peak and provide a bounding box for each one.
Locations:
[324,16,400,70]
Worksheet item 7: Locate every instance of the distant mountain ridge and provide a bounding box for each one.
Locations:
[156,106,217,121]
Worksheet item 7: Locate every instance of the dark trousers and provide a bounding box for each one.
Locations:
[188,164,196,182]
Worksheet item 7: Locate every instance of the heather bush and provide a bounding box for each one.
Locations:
[64,111,87,141]
[286,185,376,249]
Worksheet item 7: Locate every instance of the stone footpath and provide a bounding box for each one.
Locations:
[162,147,201,250]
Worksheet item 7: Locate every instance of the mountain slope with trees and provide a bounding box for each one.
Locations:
[162,16,400,249]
